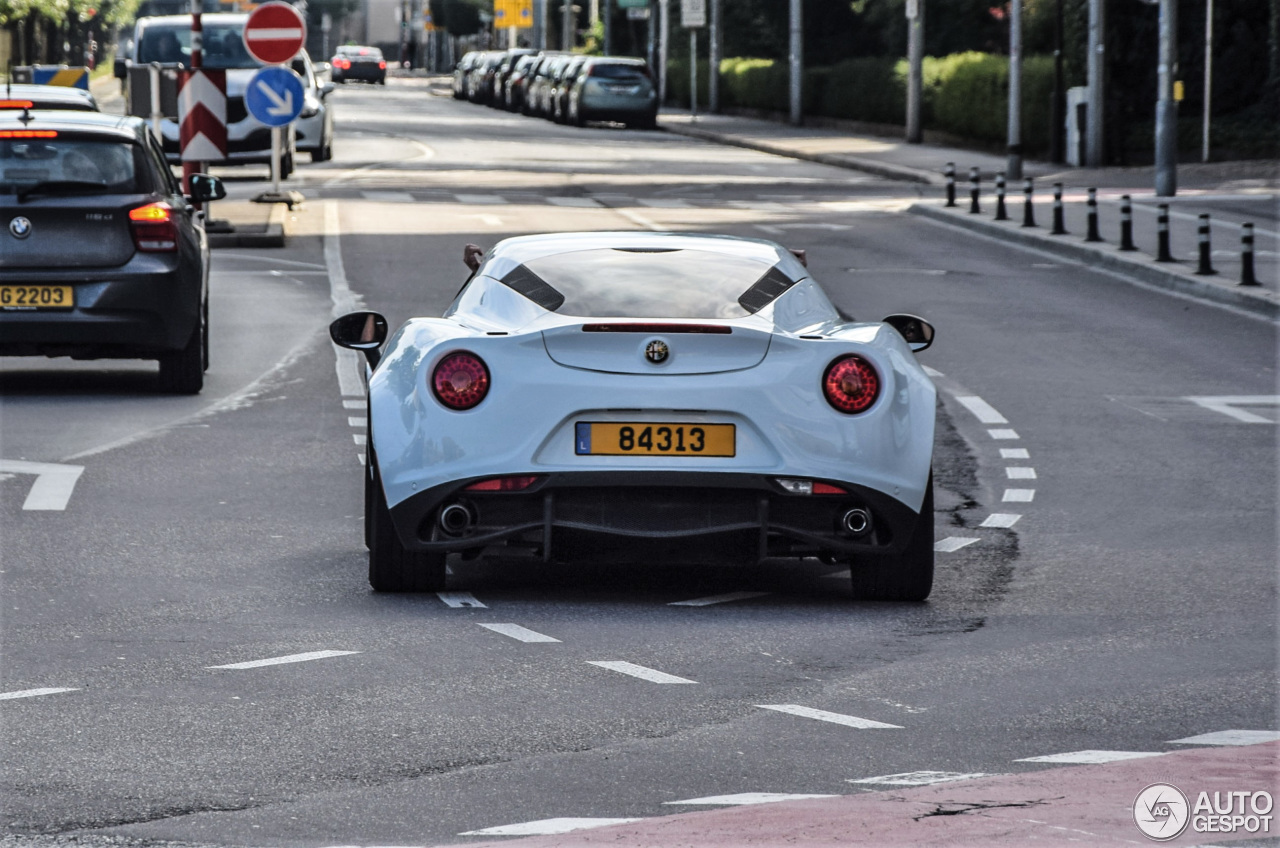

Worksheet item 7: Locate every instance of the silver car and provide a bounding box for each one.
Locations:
[566,58,658,129]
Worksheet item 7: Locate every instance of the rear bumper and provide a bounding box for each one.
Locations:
[387,471,924,563]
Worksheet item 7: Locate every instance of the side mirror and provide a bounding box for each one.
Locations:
[321,81,335,97]
[330,311,389,368]
[882,314,935,353]
[187,173,226,203]
[463,243,485,272]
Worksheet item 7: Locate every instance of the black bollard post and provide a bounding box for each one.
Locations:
[1021,178,1036,227]
[1195,214,1217,275]
[1051,183,1067,235]
[994,173,1008,220]
[1119,195,1136,251]
[968,167,981,214]
[1085,187,1102,242]
[1240,223,1259,286]
[1155,204,1174,262]
[944,162,956,207]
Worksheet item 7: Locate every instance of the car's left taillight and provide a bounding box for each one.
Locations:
[378,60,387,69]
[432,351,490,410]
[823,354,880,414]
[129,202,177,252]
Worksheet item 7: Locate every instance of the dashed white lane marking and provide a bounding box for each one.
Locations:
[1169,730,1280,746]
[208,650,360,670]
[324,201,366,398]
[955,396,1009,425]
[347,417,365,428]
[353,434,367,446]
[756,704,902,729]
[638,198,691,208]
[438,592,486,608]
[849,771,994,786]
[922,365,945,378]
[669,591,770,606]
[460,818,642,837]
[0,461,85,511]
[934,536,980,553]
[1015,750,1164,764]
[588,661,696,684]
[988,428,1020,440]
[1000,448,1030,459]
[1185,396,1280,424]
[361,191,415,203]
[615,208,663,232]
[666,792,838,806]
[0,687,79,701]
[1005,467,1037,479]
[342,399,366,409]
[478,623,560,643]
[547,196,603,208]
[982,513,1022,528]
[1003,489,1036,502]
[454,193,506,204]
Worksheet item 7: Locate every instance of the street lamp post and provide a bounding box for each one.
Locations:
[1007,0,1023,180]
[1154,0,1178,195]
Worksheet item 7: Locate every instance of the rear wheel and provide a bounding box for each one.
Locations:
[849,474,934,602]
[157,321,204,394]
[367,450,447,592]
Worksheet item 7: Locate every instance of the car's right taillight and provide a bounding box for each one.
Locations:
[823,354,880,414]
[129,202,177,252]
[432,351,490,410]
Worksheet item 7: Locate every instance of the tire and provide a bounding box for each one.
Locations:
[280,150,294,179]
[367,450,447,592]
[849,473,934,602]
[311,138,332,162]
[157,321,204,394]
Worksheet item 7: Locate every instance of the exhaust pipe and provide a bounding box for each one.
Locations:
[438,502,474,537]
[841,508,873,537]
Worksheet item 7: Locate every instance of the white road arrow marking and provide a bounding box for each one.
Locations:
[0,460,84,510]
[257,80,295,116]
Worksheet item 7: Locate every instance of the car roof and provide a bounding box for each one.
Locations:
[1,84,98,110]
[0,109,147,142]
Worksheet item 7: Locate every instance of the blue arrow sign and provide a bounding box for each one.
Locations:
[245,66,305,127]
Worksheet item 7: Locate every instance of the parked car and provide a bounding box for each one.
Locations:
[467,52,505,104]
[291,51,336,161]
[452,51,481,99]
[491,49,536,110]
[526,53,571,118]
[330,231,938,599]
[502,53,540,112]
[567,58,658,129]
[1,110,225,393]
[548,55,588,123]
[0,83,98,111]
[331,45,386,84]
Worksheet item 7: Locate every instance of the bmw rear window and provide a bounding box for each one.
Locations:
[0,137,144,195]
[502,248,798,319]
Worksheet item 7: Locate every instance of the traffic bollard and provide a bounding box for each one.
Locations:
[1051,183,1067,235]
[1156,204,1174,262]
[944,162,956,207]
[1119,195,1136,250]
[1085,187,1102,242]
[1021,178,1036,227]
[1240,223,1258,286]
[994,173,1008,220]
[1195,214,1217,275]
[968,167,981,214]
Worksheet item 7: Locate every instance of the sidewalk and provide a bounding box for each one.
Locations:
[661,110,1278,320]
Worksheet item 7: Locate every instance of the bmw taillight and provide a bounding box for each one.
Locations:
[823,355,880,414]
[129,202,177,252]
[432,351,490,410]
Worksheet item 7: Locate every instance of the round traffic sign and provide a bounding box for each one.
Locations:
[245,65,305,126]
[243,2,307,65]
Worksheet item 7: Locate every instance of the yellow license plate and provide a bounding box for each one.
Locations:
[575,422,735,457]
[0,285,74,310]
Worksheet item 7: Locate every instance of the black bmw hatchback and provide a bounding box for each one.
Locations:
[0,109,223,393]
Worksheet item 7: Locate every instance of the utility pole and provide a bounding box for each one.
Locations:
[1202,0,1213,162]
[562,0,573,50]
[1086,0,1104,167]
[1155,0,1178,195]
[659,0,669,104]
[1050,0,1064,162]
[788,0,801,125]
[708,0,720,113]
[1007,0,1023,179]
[906,0,924,143]
[604,0,612,55]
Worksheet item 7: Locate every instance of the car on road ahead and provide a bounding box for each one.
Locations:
[1,83,98,112]
[331,232,938,599]
[331,45,386,84]
[1,110,224,393]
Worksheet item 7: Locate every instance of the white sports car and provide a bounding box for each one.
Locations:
[331,232,938,600]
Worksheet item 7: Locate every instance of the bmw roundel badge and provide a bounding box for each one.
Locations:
[9,216,32,239]
[645,339,669,364]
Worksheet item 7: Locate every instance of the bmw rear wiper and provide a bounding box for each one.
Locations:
[17,180,111,203]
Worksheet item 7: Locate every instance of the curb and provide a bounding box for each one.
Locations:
[660,121,938,186]
[207,203,287,249]
[910,202,1279,320]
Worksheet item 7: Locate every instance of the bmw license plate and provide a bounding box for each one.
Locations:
[0,285,74,310]
[575,422,735,457]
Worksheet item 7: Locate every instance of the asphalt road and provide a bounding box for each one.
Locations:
[1,78,1275,847]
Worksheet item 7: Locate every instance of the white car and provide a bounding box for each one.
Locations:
[331,232,938,601]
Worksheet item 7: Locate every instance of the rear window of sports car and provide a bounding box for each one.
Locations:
[501,248,797,318]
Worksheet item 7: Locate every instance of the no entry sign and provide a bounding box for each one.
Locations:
[243,2,307,65]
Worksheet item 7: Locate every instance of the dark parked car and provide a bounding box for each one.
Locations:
[467,52,505,104]
[549,55,588,123]
[492,49,536,110]
[0,110,224,393]
[331,45,386,84]
[1,84,98,112]
[502,53,540,112]
[453,51,481,99]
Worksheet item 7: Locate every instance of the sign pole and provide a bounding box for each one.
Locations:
[689,29,696,120]
[271,126,281,195]
[186,0,203,199]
